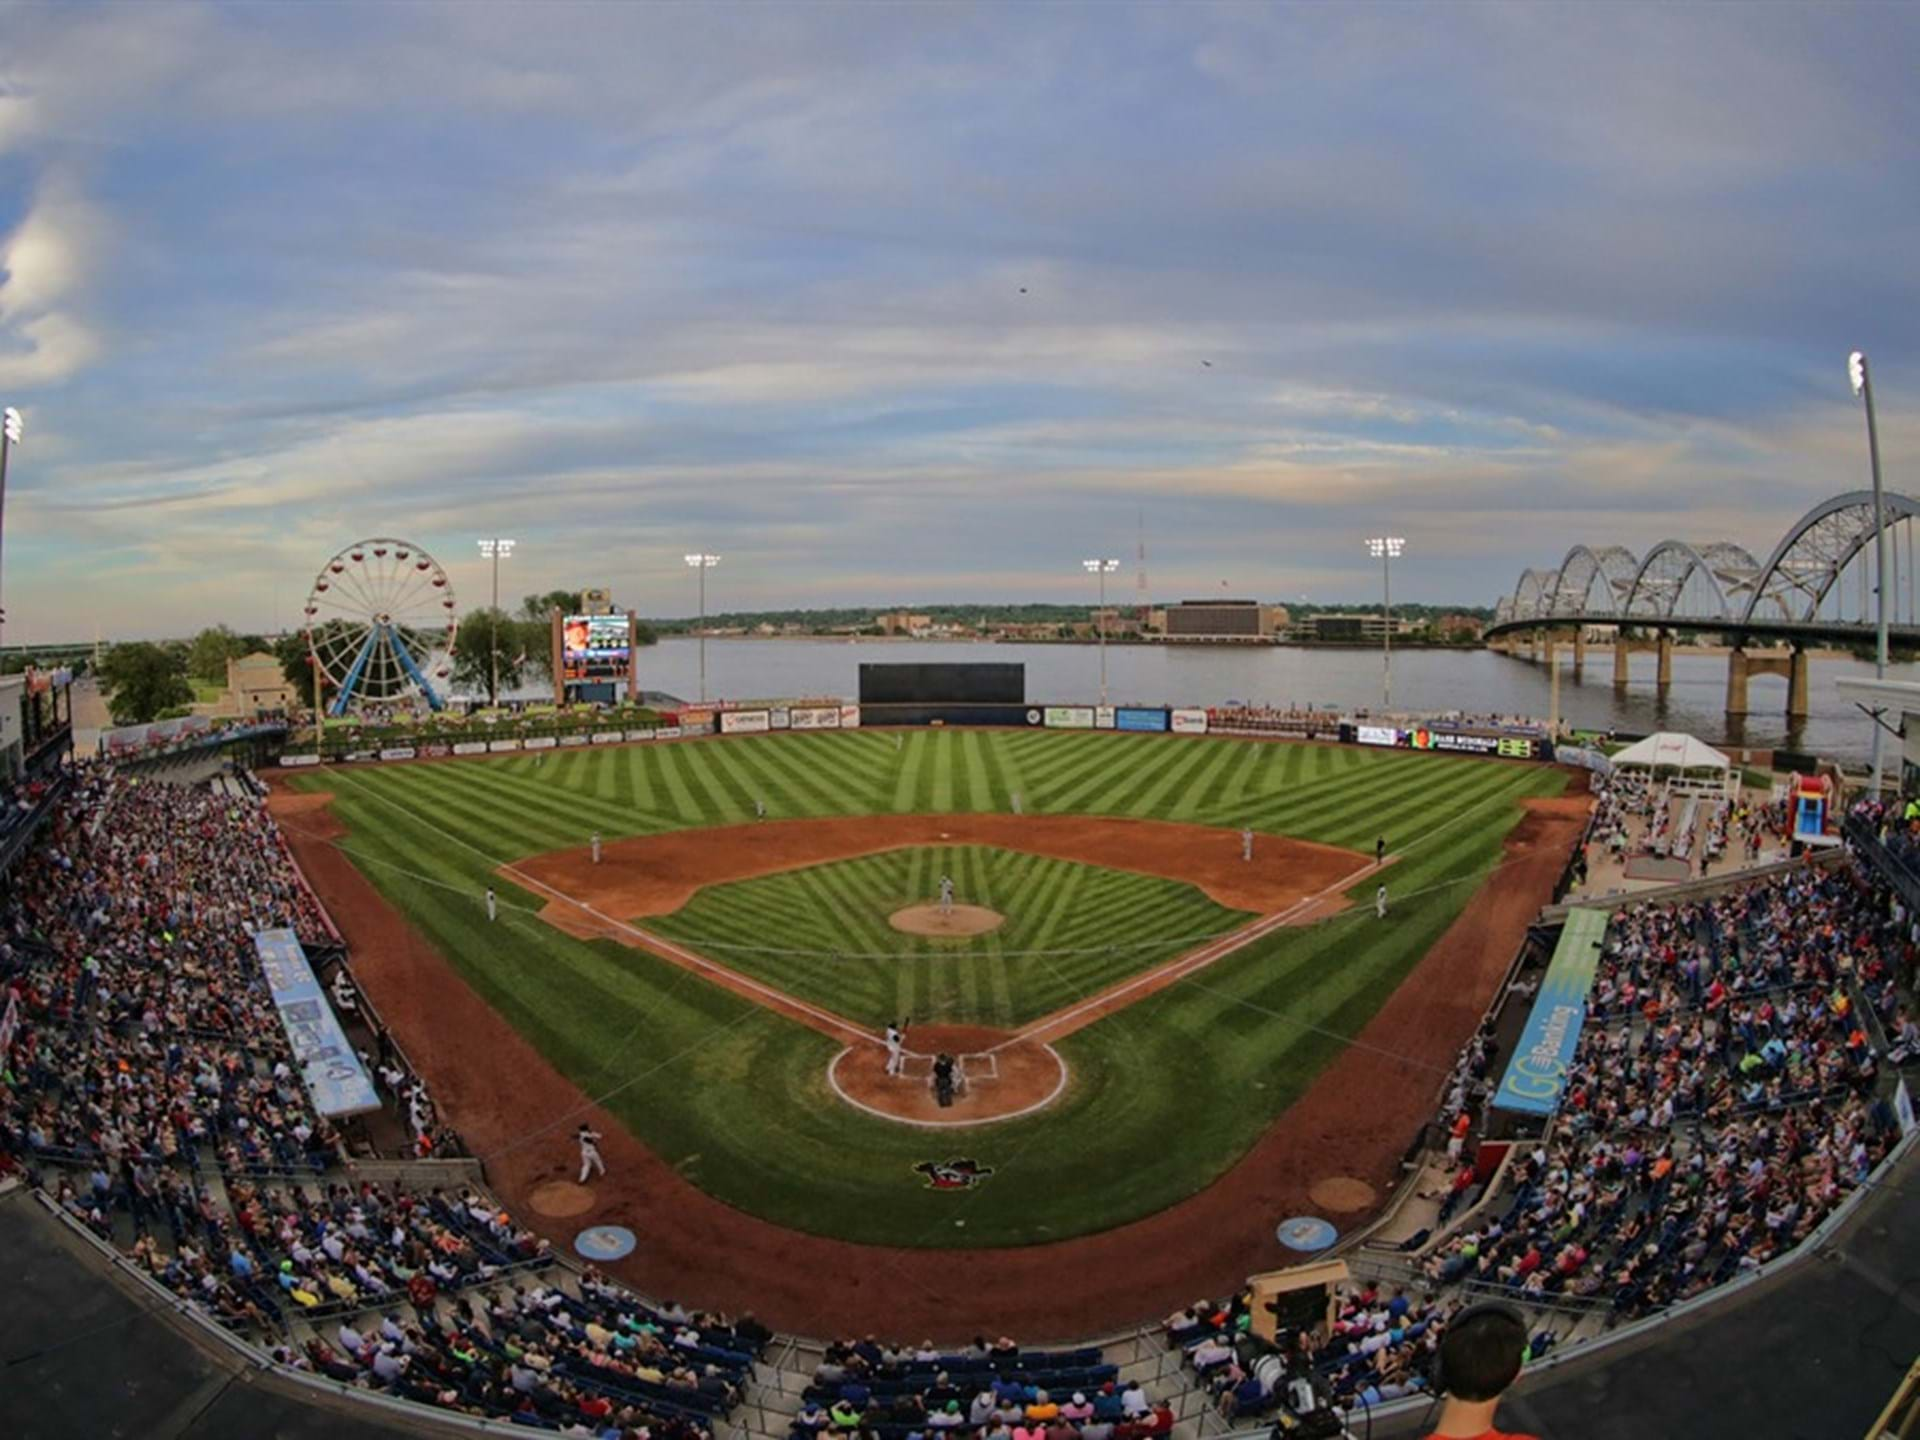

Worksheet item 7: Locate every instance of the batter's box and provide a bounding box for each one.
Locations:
[897,1051,999,1083]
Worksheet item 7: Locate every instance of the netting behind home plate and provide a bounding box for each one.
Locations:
[897,1051,999,1083]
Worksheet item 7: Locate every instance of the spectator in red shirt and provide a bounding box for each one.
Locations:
[1423,1307,1537,1440]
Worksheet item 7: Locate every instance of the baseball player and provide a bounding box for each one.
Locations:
[1241,828,1254,862]
[1375,836,1387,867]
[485,888,497,923]
[895,733,903,752]
[1376,884,1389,919]
[938,875,955,916]
[884,1020,908,1076]
[591,831,602,864]
[1011,790,1022,815]
[755,798,766,821]
[576,1124,605,1183]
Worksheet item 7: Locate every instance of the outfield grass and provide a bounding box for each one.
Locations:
[293,730,1566,1246]
[648,845,1253,1028]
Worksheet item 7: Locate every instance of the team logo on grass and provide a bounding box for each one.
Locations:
[914,1157,994,1190]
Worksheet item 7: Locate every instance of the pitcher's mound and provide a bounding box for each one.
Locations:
[1309,1176,1378,1213]
[889,903,1005,938]
[528,1180,597,1217]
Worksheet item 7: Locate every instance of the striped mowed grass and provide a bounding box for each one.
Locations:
[291,729,1568,1246]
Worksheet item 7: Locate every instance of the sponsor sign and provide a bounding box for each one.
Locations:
[524,736,558,751]
[452,741,490,756]
[679,714,716,736]
[913,1157,994,1191]
[1043,705,1095,729]
[574,1224,637,1261]
[488,739,523,753]
[279,753,322,767]
[624,728,656,742]
[378,746,416,762]
[790,706,840,730]
[1115,707,1170,733]
[1170,707,1209,735]
[839,704,860,729]
[655,725,683,740]
[418,742,451,758]
[1026,708,1043,726]
[252,928,380,1118]
[1493,908,1609,1117]
[770,707,791,730]
[1497,736,1537,760]
[1095,705,1116,730]
[1411,729,1501,756]
[592,730,625,745]
[346,749,378,763]
[1275,1217,1339,1253]
[720,709,772,735]
[558,734,589,747]
[1356,725,1400,747]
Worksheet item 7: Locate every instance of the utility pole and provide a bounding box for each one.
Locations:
[1365,537,1404,710]
[477,538,516,707]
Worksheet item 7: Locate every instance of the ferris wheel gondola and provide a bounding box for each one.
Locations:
[304,538,458,715]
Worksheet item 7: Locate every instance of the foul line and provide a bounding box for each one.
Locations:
[993,853,1391,1052]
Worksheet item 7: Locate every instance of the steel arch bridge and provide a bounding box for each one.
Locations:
[1488,490,1920,647]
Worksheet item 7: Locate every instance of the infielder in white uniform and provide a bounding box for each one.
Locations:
[576,1124,605,1182]
[938,875,954,916]
[591,832,602,864]
[1242,828,1254,862]
[485,888,497,922]
[1376,884,1389,919]
[1011,791,1022,815]
[755,799,766,821]
[884,1021,908,1076]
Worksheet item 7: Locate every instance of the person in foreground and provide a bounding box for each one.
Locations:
[1424,1305,1538,1440]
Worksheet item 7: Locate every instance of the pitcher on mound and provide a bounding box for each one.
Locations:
[938,875,955,916]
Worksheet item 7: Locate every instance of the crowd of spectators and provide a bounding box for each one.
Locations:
[794,1336,1167,1440]
[1204,706,1341,737]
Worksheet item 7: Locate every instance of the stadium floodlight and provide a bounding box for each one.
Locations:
[685,553,721,701]
[476,538,517,706]
[1082,558,1122,704]
[0,407,21,651]
[1364,537,1405,710]
[1850,352,1890,793]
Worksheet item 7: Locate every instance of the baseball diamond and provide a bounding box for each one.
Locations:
[275,726,1572,1263]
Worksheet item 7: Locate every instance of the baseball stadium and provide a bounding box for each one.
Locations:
[6,629,1920,1440]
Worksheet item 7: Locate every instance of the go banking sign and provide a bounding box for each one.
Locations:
[1492,908,1610,1118]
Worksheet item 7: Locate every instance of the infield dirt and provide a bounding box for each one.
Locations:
[269,780,1587,1338]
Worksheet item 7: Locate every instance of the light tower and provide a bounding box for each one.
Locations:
[684,553,721,702]
[1364,536,1404,710]
[1852,351,1889,793]
[1083,557,1121,704]
[0,406,20,650]
[477,538,516,706]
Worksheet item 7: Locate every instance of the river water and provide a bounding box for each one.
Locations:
[624,638,1912,765]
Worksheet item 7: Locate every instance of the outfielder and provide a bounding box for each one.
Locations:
[938,875,955,916]
[485,888,497,923]
[591,831,602,864]
[755,798,766,821]
[884,1020,908,1076]
[576,1124,606,1183]
[1241,828,1254,862]
[1375,835,1387,867]
[1011,791,1022,815]
[1376,884,1389,919]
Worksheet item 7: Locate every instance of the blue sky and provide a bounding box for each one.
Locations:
[0,1,1916,639]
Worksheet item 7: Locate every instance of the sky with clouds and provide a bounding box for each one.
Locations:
[0,1,1916,640]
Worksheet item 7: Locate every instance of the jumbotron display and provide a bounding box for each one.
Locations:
[858,661,1025,705]
[561,614,631,681]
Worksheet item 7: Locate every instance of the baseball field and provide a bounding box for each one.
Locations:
[276,728,1570,1255]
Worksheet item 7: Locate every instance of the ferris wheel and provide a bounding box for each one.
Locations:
[304,538,458,714]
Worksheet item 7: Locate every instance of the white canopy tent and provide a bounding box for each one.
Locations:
[1610,731,1731,773]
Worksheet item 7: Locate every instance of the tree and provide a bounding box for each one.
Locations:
[187,624,245,685]
[276,630,338,713]
[453,608,528,705]
[98,642,194,725]
[519,590,585,622]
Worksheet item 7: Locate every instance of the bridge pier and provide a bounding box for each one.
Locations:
[1572,630,1586,678]
[1724,645,1809,718]
[1657,633,1673,693]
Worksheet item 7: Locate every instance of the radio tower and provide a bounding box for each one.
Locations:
[1135,508,1149,619]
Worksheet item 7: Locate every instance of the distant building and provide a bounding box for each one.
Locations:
[1291,613,1411,642]
[1161,599,1289,643]
[876,611,933,636]
[1433,612,1486,641]
[222,652,297,718]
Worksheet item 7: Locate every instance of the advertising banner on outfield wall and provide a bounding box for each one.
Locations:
[1497,736,1539,759]
[656,725,683,740]
[488,739,523,752]
[419,743,451,758]
[1044,706,1095,729]
[559,734,588,747]
[790,706,840,730]
[453,741,490,756]
[770,707,791,730]
[1170,708,1209,735]
[1115,707,1170,733]
[839,705,861,729]
[378,747,416,762]
[720,709,772,735]
[1356,725,1400,747]
[1411,730,1500,756]
[524,736,557,750]
[1095,705,1116,729]
[625,729,656,742]
[253,928,380,1118]
[1493,908,1609,1118]
[592,731,624,745]
[279,753,321,767]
